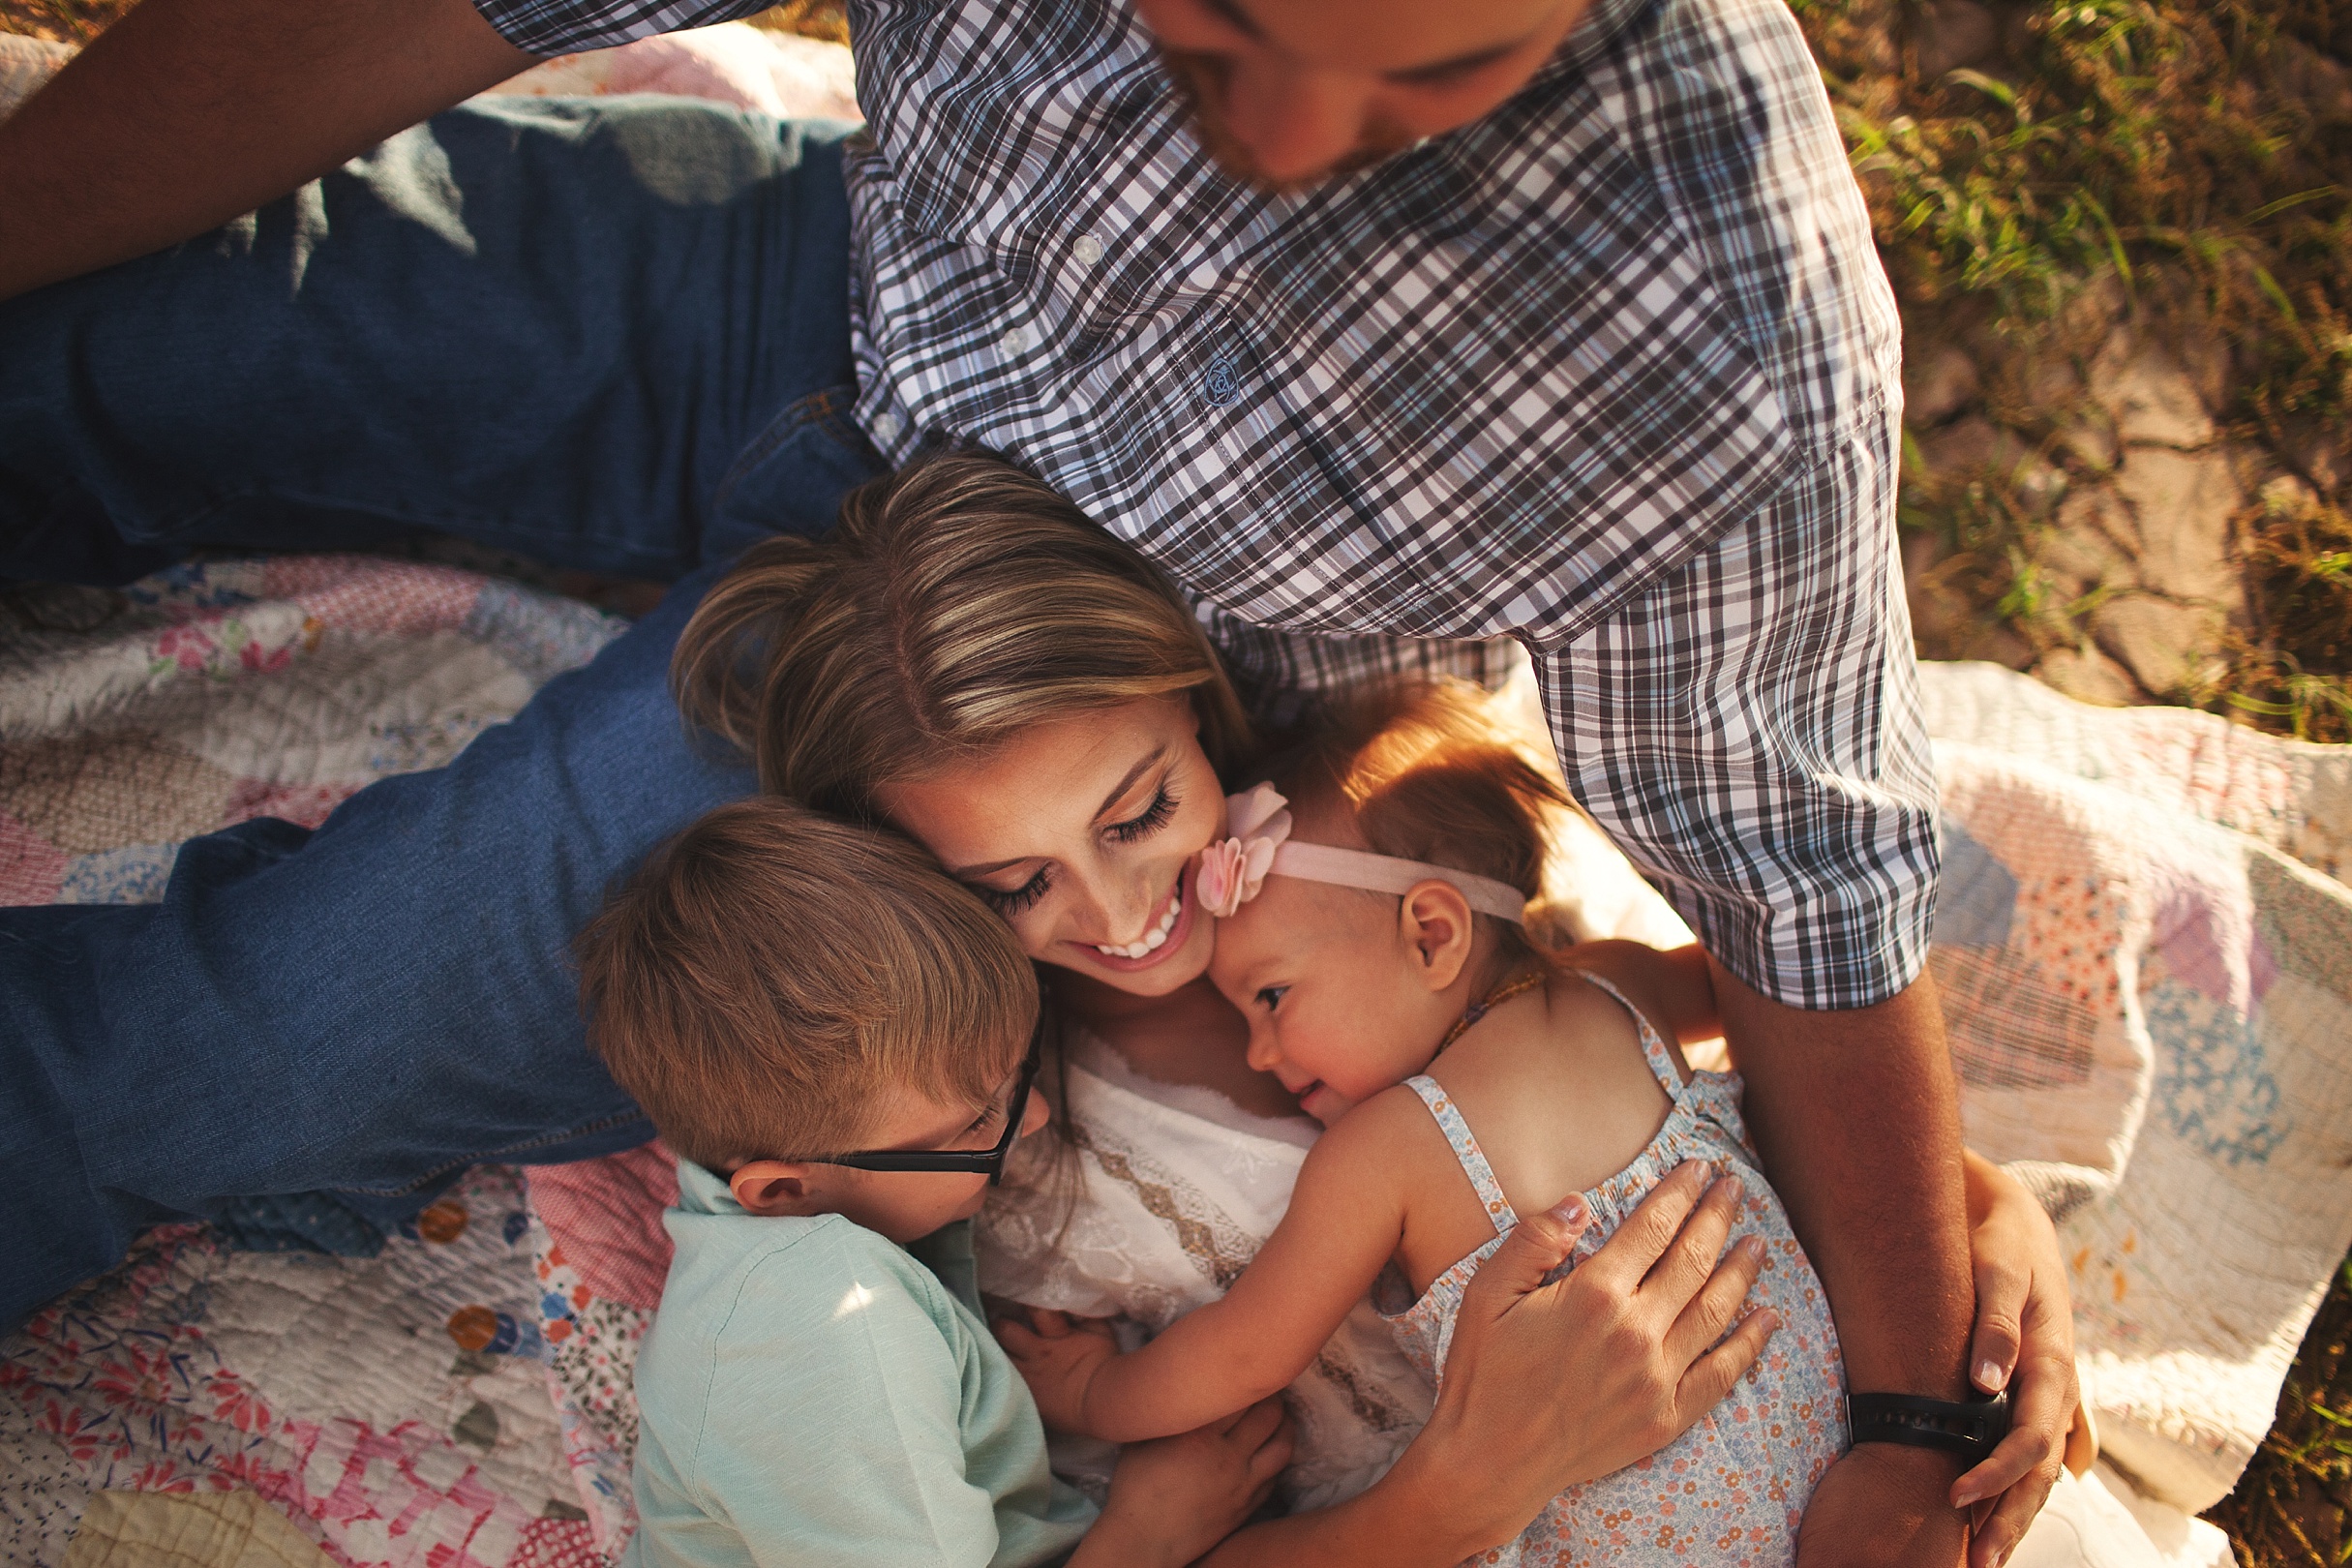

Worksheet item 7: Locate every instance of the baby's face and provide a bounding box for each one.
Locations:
[1206,875,1459,1125]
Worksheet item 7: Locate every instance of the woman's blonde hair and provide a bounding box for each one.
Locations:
[1275,679,1574,966]
[576,798,1038,1173]
[674,450,1253,817]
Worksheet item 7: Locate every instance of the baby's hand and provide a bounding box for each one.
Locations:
[993,1306,1119,1435]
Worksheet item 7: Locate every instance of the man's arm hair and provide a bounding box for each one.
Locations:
[0,0,532,300]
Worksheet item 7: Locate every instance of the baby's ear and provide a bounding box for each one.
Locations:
[729,1161,827,1217]
[1400,879,1476,990]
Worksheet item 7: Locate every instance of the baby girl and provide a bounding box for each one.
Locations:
[1001,680,1848,1567]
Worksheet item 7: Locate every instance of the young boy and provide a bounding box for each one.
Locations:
[577,798,1290,1568]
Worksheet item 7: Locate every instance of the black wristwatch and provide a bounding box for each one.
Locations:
[1846,1392,2011,1467]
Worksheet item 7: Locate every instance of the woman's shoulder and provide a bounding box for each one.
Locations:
[1064,1026,1320,1149]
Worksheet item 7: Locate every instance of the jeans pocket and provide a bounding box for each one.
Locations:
[707,383,888,561]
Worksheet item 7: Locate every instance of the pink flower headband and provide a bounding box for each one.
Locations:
[1193,783,1528,924]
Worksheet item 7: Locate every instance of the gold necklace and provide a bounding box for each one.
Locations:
[1434,967,1546,1057]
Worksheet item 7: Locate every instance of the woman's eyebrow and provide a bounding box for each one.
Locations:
[1090,747,1169,826]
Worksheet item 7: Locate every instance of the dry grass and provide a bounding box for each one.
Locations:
[1796,0,2352,740]
[0,0,129,43]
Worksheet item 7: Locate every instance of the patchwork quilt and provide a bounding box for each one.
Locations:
[8,545,2349,1564]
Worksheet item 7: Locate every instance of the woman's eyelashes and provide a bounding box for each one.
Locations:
[972,781,1174,918]
[1106,783,1178,844]
[979,865,1052,918]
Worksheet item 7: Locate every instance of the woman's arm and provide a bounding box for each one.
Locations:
[1001,1107,1409,1441]
[1205,1161,1775,1567]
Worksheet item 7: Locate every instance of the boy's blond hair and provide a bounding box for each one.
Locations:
[576,798,1039,1173]
[1277,679,1573,964]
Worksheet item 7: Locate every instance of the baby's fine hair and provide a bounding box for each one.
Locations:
[575,798,1039,1173]
[1276,679,1574,961]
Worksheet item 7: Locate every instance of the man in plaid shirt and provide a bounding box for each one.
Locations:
[0,0,2075,1554]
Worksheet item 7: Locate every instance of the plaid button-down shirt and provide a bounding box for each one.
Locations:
[477,0,1939,1010]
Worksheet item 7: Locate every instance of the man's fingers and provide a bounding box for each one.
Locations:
[1663,1233,1766,1366]
[1950,1420,2051,1517]
[1674,1307,1777,1422]
[1574,1160,1711,1293]
[1965,1457,2060,1568]
[1969,1257,2027,1396]
[1953,1347,2071,1509]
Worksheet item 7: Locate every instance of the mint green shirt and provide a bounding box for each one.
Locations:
[623,1161,1098,1568]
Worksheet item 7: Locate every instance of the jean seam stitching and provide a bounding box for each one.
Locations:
[329,1108,651,1197]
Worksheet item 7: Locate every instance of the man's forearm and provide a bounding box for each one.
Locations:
[1715,963,1973,1402]
[0,0,531,299]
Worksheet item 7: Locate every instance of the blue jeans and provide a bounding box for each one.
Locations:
[0,97,885,1328]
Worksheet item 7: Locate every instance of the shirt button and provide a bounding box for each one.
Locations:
[1072,233,1104,265]
[871,411,901,445]
[998,325,1034,355]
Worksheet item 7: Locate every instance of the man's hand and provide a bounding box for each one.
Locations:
[0,0,531,299]
[1799,1446,1971,1568]
[995,1305,1120,1435]
[1714,962,1976,1568]
[1950,1152,2078,1568]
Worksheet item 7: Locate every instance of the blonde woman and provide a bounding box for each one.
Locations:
[673,451,2073,1566]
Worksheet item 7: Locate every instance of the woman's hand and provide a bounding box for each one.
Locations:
[996,1305,1118,1435]
[1411,1160,1777,1551]
[1071,1397,1295,1568]
[1951,1151,2078,1568]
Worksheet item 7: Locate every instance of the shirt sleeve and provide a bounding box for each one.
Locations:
[1539,411,1941,1011]
[469,0,777,59]
[683,1247,1010,1568]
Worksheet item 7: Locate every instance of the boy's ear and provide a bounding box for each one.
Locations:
[730,1161,829,1217]
[1399,880,1476,991]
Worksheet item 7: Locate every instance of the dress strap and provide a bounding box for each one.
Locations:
[1574,971,1684,1098]
[1403,1075,1518,1236]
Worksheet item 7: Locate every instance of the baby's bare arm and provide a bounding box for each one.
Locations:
[1003,1115,1409,1442]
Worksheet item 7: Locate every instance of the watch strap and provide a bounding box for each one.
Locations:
[1845,1391,2011,1467]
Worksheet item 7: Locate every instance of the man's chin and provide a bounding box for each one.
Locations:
[1158,46,1419,194]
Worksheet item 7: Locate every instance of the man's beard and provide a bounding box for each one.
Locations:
[1158,45,1423,194]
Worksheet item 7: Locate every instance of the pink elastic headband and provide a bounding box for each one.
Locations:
[1193,783,1528,924]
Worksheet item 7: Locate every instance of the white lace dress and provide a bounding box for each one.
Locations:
[975,1031,1434,1512]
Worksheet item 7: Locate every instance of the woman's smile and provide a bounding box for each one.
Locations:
[878,695,1229,998]
[1085,865,1197,968]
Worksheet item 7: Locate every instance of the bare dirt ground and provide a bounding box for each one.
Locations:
[4,0,2347,1559]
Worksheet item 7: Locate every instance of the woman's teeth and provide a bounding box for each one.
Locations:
[1096,888,1182,959]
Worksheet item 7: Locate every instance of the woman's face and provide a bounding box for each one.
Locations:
[878,696,1229,995]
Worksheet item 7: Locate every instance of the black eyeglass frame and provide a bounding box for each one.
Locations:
[807,1023,1042,1186]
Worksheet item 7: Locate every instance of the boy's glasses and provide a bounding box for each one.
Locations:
[810,1024,1042,1186]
